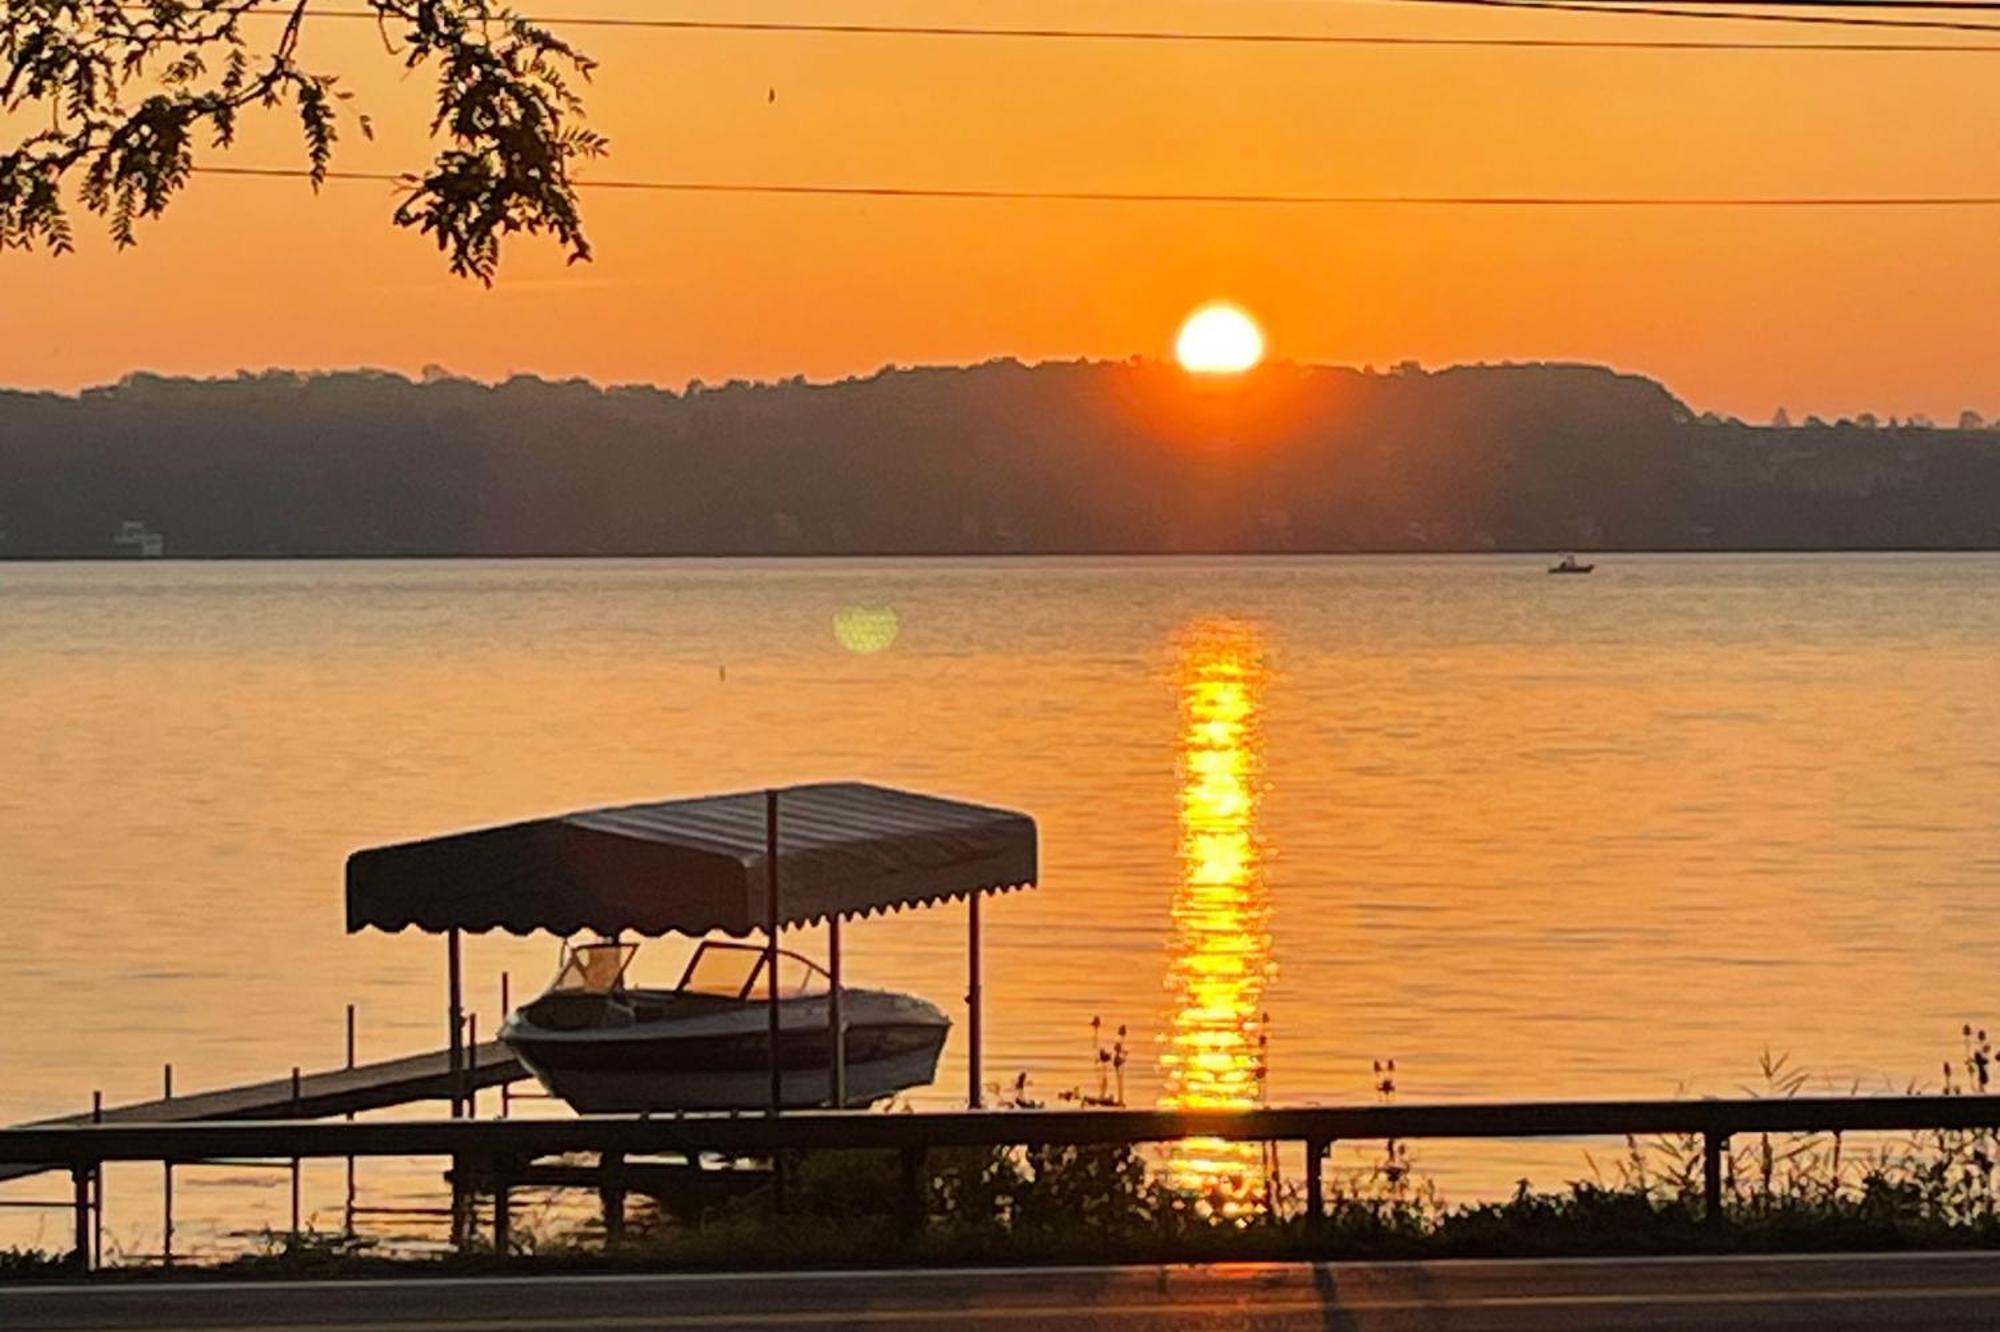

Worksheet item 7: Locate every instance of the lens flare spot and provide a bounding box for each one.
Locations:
[833,604,900,654]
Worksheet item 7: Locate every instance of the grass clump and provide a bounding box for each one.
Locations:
[0,1247,68,1278]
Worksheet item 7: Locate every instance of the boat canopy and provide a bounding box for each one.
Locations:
[344,781,1038,937]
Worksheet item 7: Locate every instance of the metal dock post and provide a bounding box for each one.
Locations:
[447,929,465,1119]
[161,1063,173,1267]
[498,974,511,1119]
[344,1004,357,1236]
[828,915,846,1108]
[290,1067,303,1235]
[90,1090,103,1268]
[968,891,983,1109]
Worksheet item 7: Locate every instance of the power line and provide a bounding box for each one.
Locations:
[1390,0,2000,34]
[253,4,2000,49]
[1413,0,2000,10]
[195,165,2000,206]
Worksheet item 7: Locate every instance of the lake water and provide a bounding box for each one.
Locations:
[3,554,1997,1255]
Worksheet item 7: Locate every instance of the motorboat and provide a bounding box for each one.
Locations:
[1547,552,1595,575]
[499,938,950,1113]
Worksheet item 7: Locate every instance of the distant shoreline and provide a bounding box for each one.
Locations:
[6,546,2000,563]
[9,362,1996,559]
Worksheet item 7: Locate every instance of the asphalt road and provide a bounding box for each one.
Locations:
[8,1253,2000,1330]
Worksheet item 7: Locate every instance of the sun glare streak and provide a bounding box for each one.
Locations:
[1161,620,1275,1218]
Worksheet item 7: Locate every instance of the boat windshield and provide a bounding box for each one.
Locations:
[548,940,638,995]
[677,940,830,1000]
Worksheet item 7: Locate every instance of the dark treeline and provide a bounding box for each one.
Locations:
[1,359,1996,557]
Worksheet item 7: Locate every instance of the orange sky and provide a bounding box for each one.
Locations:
[2,0,1995,419]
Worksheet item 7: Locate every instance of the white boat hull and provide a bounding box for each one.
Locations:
[521,1040,949,1112]
[501,988,950,1113]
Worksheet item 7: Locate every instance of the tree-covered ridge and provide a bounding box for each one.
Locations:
[1,360,1995,557]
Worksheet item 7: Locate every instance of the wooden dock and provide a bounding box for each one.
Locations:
[0,1040,525,1184]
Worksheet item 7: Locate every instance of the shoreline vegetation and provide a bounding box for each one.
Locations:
[11,547,2000,563]
[4,360,1999,559]
[9,1042,2000,1281]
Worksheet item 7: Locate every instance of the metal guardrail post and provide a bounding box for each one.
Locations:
[1703,1131,1728,1226]
[1304,1137,1328,1230]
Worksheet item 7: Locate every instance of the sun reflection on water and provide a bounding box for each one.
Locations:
[1161,619,1274,1217]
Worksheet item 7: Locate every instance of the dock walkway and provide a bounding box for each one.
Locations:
[0,1040,524,1183]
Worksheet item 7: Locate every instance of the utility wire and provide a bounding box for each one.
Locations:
[1389,0,2000,34]
[1397,0,2000,10]
[249,4,2000,48]
[195,165,2000,206]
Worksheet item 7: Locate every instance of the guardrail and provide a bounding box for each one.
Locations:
[9,1095,2000,1267]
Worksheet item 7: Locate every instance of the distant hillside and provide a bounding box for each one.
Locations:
[1,360,1996,557]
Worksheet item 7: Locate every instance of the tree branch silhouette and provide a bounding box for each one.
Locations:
[0,0,605,280]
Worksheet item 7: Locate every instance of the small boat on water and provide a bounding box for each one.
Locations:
[501,937,950,1112]
[1548,552,1595,575]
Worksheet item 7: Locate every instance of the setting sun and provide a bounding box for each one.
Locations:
[1175,304,1265,375]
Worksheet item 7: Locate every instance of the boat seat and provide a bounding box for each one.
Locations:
[522,991,636,1031]
[627,992,748,1022]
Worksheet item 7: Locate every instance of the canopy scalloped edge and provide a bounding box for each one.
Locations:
[352,877,1036,938]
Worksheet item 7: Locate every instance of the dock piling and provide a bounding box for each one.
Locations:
[600,1151,626,1245]
[90,1090,103,1268]
[449,1152,469,1251]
